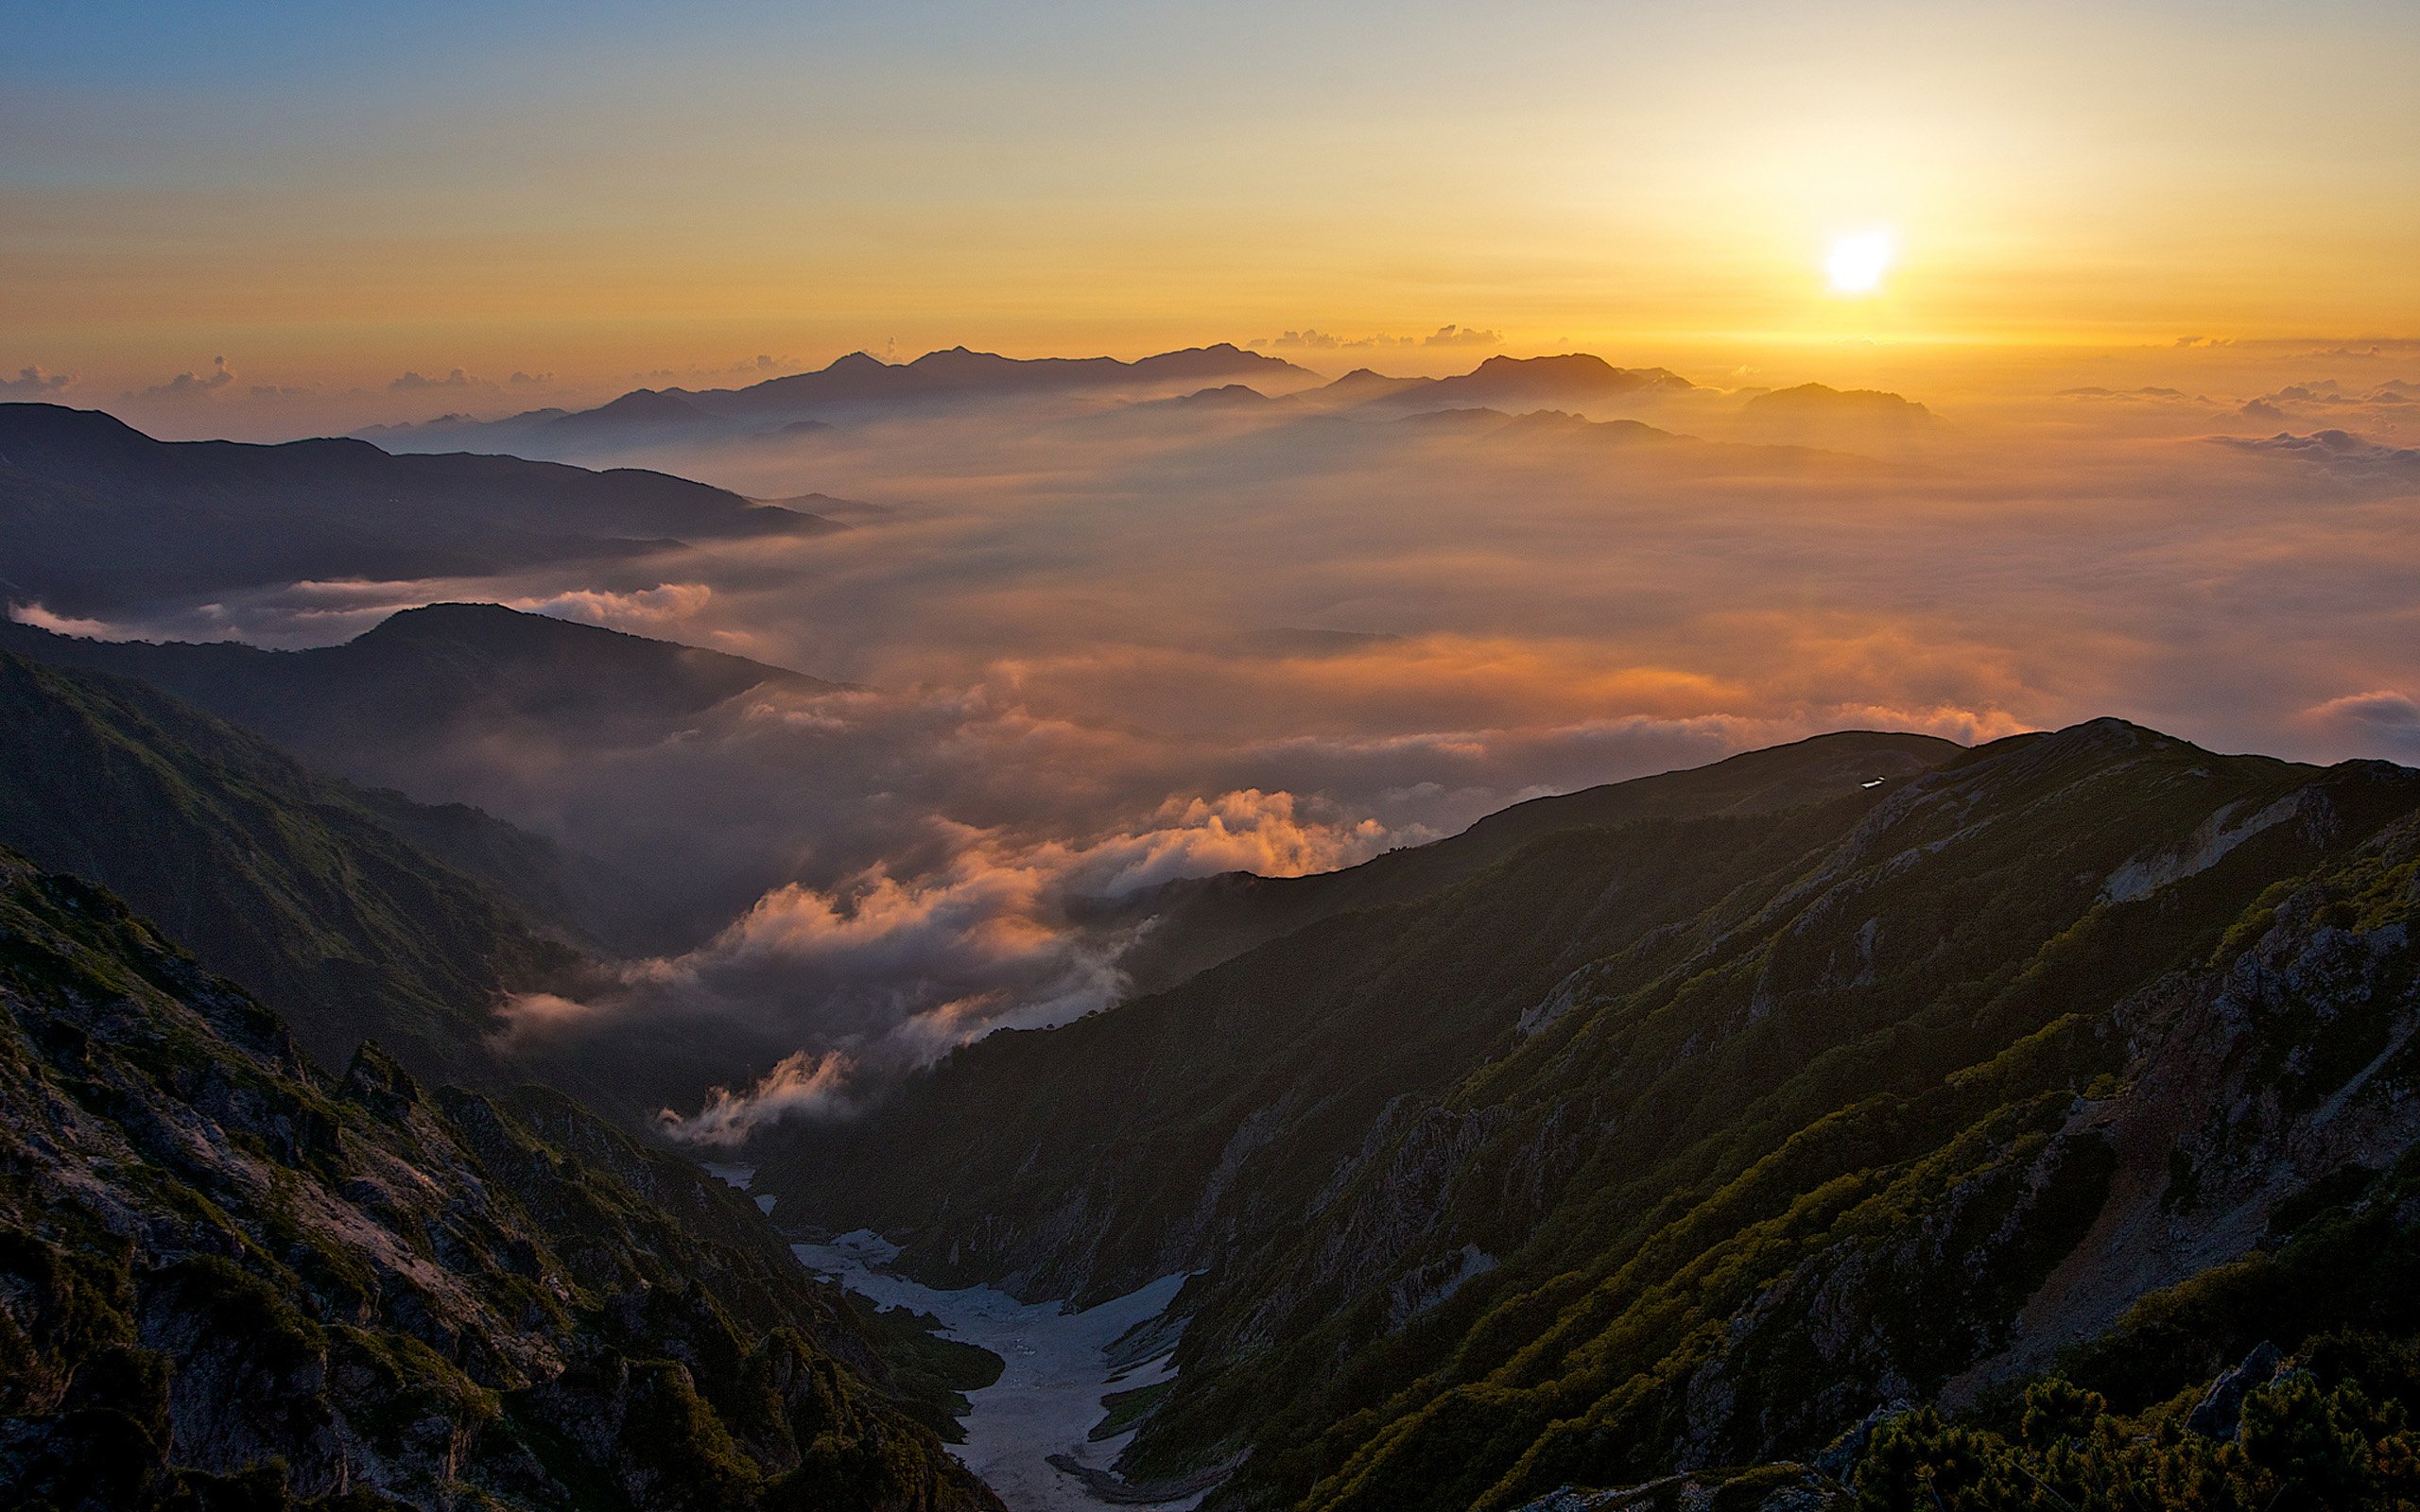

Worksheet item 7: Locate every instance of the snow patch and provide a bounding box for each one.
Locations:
[796,1231,1200,1511]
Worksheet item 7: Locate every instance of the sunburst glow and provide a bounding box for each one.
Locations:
[1825,232,1896,295]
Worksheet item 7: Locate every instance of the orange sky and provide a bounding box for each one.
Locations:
[5,0,2416,406]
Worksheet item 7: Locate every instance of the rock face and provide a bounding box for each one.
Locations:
[760,720,2420,1512]
[0,848,1001,1512]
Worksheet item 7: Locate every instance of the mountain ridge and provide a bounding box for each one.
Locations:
[0,403,842,615]
[754,717,2420,1512]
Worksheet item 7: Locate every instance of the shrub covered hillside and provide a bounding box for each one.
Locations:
[0,651,597,1083]
[0,846,1002,1512]
[760,719,2420,1512]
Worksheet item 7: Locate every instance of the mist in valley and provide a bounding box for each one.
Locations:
[15,339,2420,1138]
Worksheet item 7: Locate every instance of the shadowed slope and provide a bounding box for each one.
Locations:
[1109,730,1960,995]
[0,848,1003,1511]
[0,652,590,1078]
[0,403,839,614]
[759,720,2420,1512]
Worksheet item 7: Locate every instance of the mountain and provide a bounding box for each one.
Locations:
[754,719,2420,1512]
[1337,355,1698,415]
[531,387,729,442]
[681,345,1318,417]
[0,651,601,1079]
[1105,730,1959,995]
[365,346,1323,456]
[1738,383,1940,440]
[0,603,833,947]
[0,603,821,949]
[0,846,1002,1511]
[0,403,840,616]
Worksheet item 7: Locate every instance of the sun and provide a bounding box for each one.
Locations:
[1825,231,1895,295]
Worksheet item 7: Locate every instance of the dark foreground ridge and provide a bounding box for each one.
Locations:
[759,718,2420,1512]
[0,844,1003,1512]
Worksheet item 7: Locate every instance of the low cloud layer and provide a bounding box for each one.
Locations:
[33,338,2420,1138]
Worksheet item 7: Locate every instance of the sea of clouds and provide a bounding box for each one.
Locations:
[17,341,2420,1140]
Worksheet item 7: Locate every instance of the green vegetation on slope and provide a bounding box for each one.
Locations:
[762,719,2420,1512]
[0,846,1000,1512]
[0,651,588,1079]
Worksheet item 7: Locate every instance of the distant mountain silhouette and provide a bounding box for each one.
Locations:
[1742,381,1937,425]
[683,342,1318,416]
[532,386,724,439]
[1337,353,1699,414]
[360,344,1322,455]
[0,403,841,614]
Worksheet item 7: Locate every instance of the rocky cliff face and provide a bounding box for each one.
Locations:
[0,848,1000,1512]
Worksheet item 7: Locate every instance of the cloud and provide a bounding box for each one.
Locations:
[2300,691,2420,753]
[64,342,2420,1131]
[2212,428,2420,481]
[132,356,234,399]
[511,784,1392,1142]
[510,582,717,629]
[664,1050,859,1147]
[1252,330,1419,351]
[389,367,487,392]
[6,601,138,640]
[510,370,555,386]
[1425,324,1504,348]
[1,366,74,396]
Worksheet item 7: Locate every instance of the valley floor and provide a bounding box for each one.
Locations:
[797,1231,1197,1512]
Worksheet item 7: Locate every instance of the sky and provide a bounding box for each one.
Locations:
[6,0,2418,401]
[6,0,2420,1137]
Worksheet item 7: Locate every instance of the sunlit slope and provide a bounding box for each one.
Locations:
[761,721,2420,1511]
[0,652,586,1077]
[0,848,1001,1512]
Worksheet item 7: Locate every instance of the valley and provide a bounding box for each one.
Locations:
[6,385,2420,1511]
[797,1232,1197,1512]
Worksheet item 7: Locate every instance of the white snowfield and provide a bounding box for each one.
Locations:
[794,1231,1199,1512]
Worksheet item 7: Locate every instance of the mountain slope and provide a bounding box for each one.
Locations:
[0,603,823,946]
[0,602,828,773]
[0,403,839,615]
[757,720,2420,1512]
[1108,730,1958,995]
[0,651,593,1079]
[0,846,1002,1512]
